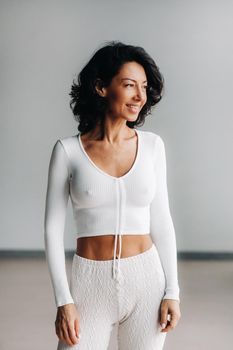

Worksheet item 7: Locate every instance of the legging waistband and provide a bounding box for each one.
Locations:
[74,241,157,277]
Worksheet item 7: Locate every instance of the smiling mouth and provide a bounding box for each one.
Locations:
[126,104,140,112]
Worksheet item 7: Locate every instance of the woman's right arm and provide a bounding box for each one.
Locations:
[44,140,81,346]
[44,139,75,308]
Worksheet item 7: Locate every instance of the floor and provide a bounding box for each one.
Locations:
[0,257,232,350]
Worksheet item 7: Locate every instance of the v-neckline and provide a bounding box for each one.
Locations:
[77,129,140,180]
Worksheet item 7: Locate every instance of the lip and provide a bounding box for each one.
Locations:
[126,104,140,114]
[126,104,141,107]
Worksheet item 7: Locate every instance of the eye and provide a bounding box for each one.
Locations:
[125,84,148,89]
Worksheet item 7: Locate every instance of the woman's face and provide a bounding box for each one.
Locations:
[97,61,148,122]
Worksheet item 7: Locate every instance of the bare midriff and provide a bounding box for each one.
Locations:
[76,234,153,260]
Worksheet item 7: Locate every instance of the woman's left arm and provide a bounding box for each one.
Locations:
[150,135,181,331]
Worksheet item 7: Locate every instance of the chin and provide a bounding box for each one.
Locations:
[126,114,139,121]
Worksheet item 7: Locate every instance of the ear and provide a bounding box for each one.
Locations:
[94,78,107,97]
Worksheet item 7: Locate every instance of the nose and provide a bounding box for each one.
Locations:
[134,86,145,101]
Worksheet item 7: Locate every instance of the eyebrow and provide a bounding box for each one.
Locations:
[121,78,148,83]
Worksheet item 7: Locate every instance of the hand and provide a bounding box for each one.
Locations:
[55,303,81,346]
[159,299,181,333]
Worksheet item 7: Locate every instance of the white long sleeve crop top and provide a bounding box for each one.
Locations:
[44,128,180,307]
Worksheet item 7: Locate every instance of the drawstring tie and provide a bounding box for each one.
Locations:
[113,231,122,279]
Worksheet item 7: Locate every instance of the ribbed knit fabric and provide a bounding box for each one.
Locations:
[57,244,167,350]
[44,128,180,307]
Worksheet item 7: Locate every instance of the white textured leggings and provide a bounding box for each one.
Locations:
[57,243,167,350]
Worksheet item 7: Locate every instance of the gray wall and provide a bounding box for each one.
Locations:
[1,0,232,252]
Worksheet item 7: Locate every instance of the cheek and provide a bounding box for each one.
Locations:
[109,90,121,100]
[107,91,122,107]
[110,93,127,109]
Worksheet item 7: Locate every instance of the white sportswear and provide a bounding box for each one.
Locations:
[44,128,180,307]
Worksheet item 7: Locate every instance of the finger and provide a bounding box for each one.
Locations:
[74,318,81,338]
[167,313,178,328]
[67,321,80,345]
[62,325,74,346]
[55,323,64,342]
[160,312,174,332]
[57,329,64,342]
[161,318,177,333]
[160,308,168,329]
[60,327,66,343]
[170,314,178,326]
[161,321,173,333]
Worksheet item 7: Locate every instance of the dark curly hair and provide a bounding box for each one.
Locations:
[69,40,164,134]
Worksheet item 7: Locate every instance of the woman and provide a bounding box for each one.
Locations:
[44,41,181,350]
